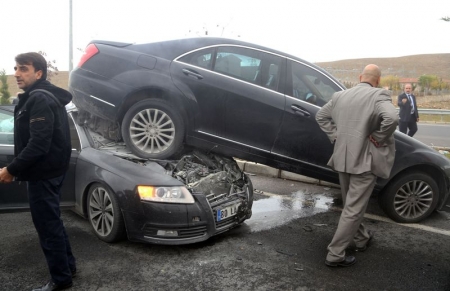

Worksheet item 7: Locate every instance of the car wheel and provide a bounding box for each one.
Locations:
[379,172,439,223]
[244,173,254,219]
[87,183,126,243]
[121,99,184,159]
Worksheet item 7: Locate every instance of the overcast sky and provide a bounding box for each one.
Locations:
[1,0,449,74]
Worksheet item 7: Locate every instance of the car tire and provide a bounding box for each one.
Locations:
[244,173,254,219]
[121,99,184,159]
[379,172,439,223]
[87,183,126,243]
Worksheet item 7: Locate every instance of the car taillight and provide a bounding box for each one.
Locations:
[77,44,99,67]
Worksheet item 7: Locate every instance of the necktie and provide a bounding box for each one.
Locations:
[408,94,414,114]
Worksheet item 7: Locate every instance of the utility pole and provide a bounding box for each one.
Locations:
[69,0,73,71]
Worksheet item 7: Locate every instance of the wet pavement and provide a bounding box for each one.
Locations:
[1,175,450,290]
[247,190,336,232]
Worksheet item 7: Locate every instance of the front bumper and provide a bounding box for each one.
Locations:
[122,186,252,245]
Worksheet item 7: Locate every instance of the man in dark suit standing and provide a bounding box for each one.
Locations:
[398,83,419,137]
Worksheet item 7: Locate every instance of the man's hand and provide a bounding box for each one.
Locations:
[401,97,407,104]
[369,135,381,148]
[0,167,14,184]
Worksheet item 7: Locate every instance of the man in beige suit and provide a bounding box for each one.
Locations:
[316,64,398,267]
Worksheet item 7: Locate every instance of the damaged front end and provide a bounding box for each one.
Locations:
[158,150,253,233]
[105,143,254,244]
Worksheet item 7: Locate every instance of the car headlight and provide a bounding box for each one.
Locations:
[137,186,195,204]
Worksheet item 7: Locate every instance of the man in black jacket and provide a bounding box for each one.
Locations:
[0,53,76,291]
[398,83,419,137]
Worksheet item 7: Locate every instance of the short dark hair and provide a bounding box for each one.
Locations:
[15,52,47,80]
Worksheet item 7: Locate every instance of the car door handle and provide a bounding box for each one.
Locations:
[290,105,311,117]
[182,69,204,80]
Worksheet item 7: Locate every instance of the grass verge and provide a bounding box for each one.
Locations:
[419,114,450,123]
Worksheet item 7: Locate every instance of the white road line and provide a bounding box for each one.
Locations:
[258,191,450,236]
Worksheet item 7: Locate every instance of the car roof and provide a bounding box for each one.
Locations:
[92,37,333,81]
[108,38,305,62]
[0,105,15,113]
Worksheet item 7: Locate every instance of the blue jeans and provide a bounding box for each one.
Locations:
[27,175,76,285]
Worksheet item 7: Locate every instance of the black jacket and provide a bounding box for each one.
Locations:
[7,79,72,181]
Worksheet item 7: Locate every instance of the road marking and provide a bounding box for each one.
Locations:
[257,191,450,236]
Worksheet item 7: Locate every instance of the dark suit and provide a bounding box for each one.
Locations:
[398,92,419,137]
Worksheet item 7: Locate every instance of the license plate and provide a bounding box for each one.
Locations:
[216,203,240,222]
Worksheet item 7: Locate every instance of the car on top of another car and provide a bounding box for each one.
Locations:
[68,37,450,223]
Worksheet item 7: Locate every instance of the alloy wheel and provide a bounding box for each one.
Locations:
[393,179,434,220]
[89,186,114,237]
[129,108,175,154]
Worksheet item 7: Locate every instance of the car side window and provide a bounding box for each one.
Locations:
[0,110,14,145]
[178,48,214,70]
[214,47,262,85]
[290,61,341,106]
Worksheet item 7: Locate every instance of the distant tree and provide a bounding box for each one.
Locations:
[37,51,59,81]
[418,74,439,95]
[380,75,400,91]
[441,16,450,21]
[0,69,11,105]
[430,77,449,94]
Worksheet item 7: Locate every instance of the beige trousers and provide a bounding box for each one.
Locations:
[326,171,377,262]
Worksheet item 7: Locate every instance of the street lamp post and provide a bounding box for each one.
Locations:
[69,0,73,71]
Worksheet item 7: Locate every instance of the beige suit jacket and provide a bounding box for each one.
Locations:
[316,83,399,179]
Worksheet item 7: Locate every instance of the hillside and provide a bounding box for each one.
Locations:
[4,53,450,98]
[315,53,450,84]
[6,54,450,94]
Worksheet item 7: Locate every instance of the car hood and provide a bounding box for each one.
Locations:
[391,130,450,177]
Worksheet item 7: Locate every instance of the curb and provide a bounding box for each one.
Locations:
[235,159,341,189]
[235,145,449,189]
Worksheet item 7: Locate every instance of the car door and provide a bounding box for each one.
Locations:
[0,106,78,212]
[0,106,28,210]
[271,60,343,181]
[172,45,285,152]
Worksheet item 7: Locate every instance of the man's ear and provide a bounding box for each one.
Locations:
[35,70,43,80]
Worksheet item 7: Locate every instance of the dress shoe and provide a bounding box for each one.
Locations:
[325,256,356,267]
[32,280,72,291]
[356,230,374,252]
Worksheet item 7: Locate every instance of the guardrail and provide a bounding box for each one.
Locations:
[396,108,450,115]
[417,109,450,115]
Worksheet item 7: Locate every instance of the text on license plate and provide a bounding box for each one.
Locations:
[216,203,240,222]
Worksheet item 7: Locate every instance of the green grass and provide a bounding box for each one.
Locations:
[419,114,450,123]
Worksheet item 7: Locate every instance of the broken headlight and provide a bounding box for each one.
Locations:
[137,186,195,204]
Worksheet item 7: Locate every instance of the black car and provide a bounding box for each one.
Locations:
[0,105,253,245]
[69,37,450,223]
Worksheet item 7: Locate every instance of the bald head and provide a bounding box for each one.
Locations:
[360,64,381,87]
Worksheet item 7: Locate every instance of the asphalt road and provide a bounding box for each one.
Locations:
[414,123,450,148]
[1,175,449,291]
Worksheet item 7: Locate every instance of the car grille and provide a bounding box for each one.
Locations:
[143,225,207,239]
[207,187,246,231]
[212,209,239,231]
